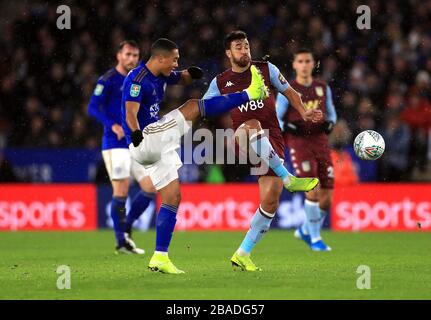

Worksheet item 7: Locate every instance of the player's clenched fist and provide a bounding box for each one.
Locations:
[302,108,323,123]
[131,129,143,147]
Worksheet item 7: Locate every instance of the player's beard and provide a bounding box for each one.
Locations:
[233,55,251,68]
[124,62,136,72]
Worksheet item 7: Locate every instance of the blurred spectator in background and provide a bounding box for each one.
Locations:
[401,85,431,176]
[380,112,411,181]
[0,150,18,182]
[329,119,359,186]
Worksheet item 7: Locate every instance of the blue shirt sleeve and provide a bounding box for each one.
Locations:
[268,62,290,93]
[166,71,182,85]
[87,78,115,127]
[202,77,221,99]
[276,93,290,130]
[326,85,337,123]
[124,78,150,103]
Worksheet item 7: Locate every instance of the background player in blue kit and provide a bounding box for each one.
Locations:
[88,40,150,254]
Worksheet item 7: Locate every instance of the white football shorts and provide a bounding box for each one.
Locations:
[102,148,148,182]
[129,109,191,190]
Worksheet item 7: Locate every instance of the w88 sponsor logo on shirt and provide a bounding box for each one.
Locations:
[237,100,264,112]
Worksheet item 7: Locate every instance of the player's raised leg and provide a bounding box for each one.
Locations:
[178,65,269,123]
[148,179,185,274]
[231,176,283,271]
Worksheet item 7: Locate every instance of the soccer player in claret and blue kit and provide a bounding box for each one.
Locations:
[277,48,338,251]
[203,31,323,271]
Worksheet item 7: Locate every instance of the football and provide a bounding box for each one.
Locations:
[354,130,385,160]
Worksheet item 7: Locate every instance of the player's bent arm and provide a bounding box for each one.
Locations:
[202,77,221,99]
[126,101,144,147]
[175,67,204,86]
[87,81,115,127]
[281,86,306,117]
[125,101,141,132]
[178,70,193,85]
[275,93,289,130]
[267,62,321,122]
[281,87,323,123]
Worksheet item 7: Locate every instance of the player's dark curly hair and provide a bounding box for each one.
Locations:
[224,30,247,50]
[151,38,178,56]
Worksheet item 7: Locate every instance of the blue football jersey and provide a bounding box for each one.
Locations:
[121,63,181,145]
[88,68,127,150]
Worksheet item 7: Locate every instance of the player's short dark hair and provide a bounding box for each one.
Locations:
[293,48,314,59]
[150,38,178,56]
[224,30,248,50]
[117,40,139,52]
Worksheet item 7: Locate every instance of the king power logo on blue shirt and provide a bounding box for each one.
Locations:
[149,103,159,118]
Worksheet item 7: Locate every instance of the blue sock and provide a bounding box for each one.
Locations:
[155,204,178,252]
[250,134,291,181]
[111,196,127,246]
[198,92,249,118]
[238,207,274,255]
[125,191,155,232]
[304,200,321,243]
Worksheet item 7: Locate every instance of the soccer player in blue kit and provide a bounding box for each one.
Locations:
[122,38,270,274]
[88,40,201,254]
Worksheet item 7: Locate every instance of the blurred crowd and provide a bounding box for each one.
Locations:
[0,0,430,182]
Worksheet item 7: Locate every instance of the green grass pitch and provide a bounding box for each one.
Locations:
[1,230,430,299]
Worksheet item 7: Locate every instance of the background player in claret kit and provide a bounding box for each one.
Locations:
[123,37,270,274]
[203,31,323,271]
[276,49,337,251]
[88,40,201,254]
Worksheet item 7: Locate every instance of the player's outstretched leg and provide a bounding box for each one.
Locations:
[147,179,184,274]
[178,65,269,123]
